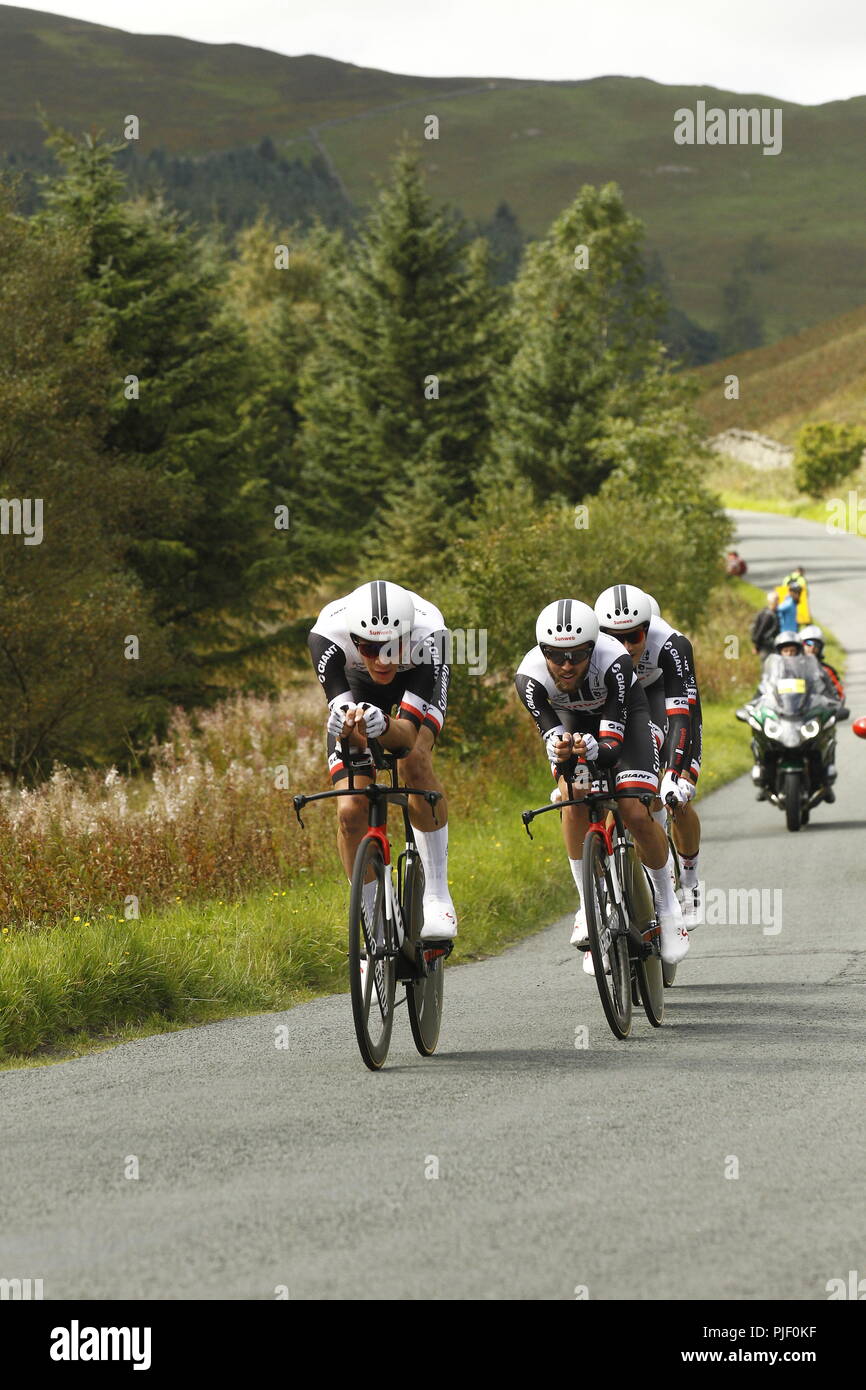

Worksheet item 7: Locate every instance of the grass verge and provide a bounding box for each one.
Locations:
[0,763,574,1066]
[0,689,794,1068]
[706,453,866,533]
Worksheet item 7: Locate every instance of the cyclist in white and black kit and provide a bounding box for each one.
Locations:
[596,585,703,925]
[515,598,689,972]
[308,579,456,940]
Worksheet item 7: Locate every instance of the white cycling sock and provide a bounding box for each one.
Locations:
[414,824,451,901]
[645,853,678,913]
[680,852,700,888]
[568,857,582,892]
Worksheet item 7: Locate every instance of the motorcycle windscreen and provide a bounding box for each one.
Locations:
[761,653,822,715]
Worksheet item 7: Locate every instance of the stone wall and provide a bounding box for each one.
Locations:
[707,428,793,470]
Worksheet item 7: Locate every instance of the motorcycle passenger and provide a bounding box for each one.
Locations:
[800,625,847,712]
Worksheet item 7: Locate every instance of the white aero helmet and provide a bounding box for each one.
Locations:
[344,580,415,644]
[535,599,598,650]
[594,584,653,633]
[645,592,661,618]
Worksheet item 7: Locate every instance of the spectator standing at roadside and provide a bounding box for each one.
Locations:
[750,591,780,657]
[777,567,811,624]
[776,578,802,632]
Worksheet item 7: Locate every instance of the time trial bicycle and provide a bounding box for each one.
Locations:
[294,736,452,1070]
[522,761,666,1038]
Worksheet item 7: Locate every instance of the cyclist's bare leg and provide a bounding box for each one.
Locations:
[336,775,375,879]
[620,798,669,870]
[399,727,447,831]
[559,776,590,858]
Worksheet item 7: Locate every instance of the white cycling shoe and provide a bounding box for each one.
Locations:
[570,905,590,950]
[420,897,458,941]
[583,950,610,976]
[659,900,690,964]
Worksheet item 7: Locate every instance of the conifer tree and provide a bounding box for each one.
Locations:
[495,182,681,500]
[35,131,287,697]
[298,148,502,572]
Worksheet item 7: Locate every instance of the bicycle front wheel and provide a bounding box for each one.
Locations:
[582,829,632,1039]
[349,836,396,1070]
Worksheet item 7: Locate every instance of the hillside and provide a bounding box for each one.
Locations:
[4,6,866,341]
[692,303,866,443]
[0,6,501,152]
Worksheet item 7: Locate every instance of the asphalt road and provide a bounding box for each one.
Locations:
[2,512,865,1301]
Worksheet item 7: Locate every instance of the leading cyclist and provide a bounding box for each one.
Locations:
[308,580,457,940]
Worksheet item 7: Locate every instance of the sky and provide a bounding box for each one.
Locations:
[7,0,866,106]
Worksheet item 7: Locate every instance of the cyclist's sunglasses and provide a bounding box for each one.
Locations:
[540,643,594,666]
[601,625,646,644]
[354,638,395,659]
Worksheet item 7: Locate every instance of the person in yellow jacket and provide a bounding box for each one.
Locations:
[776,569,811,625]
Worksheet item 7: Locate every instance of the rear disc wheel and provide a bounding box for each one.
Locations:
[405,859,445,1056]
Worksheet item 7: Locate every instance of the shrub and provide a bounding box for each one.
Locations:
[793,422,866,498]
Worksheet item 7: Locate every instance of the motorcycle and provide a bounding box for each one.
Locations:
[736,653,839,832]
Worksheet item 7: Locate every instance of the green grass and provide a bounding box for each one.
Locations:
[701,450,866,535]
[0,700,757,1067]
[0,763,573,1065]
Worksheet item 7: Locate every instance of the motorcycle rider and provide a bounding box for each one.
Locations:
[749,630,837,802]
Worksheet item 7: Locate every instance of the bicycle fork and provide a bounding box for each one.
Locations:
[364,830,405,953]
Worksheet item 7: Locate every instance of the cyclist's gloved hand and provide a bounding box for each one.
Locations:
[574,733,599,762]
[326,703,354,736]
[659,769,685,805]
[356,702,388,738]
[679,776,696,803]
[544,727,572,765]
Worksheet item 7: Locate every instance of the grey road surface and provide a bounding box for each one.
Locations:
[2,513,865,1301]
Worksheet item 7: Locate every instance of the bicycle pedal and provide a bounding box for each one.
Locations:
[422,942,454,963]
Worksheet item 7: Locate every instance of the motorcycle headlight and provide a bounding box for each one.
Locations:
[800,719,819,739]
[764,716,782,738]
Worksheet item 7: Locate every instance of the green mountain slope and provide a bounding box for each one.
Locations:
[3,5,866,340]
[0,5,504,152]
[692,303,866,442]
